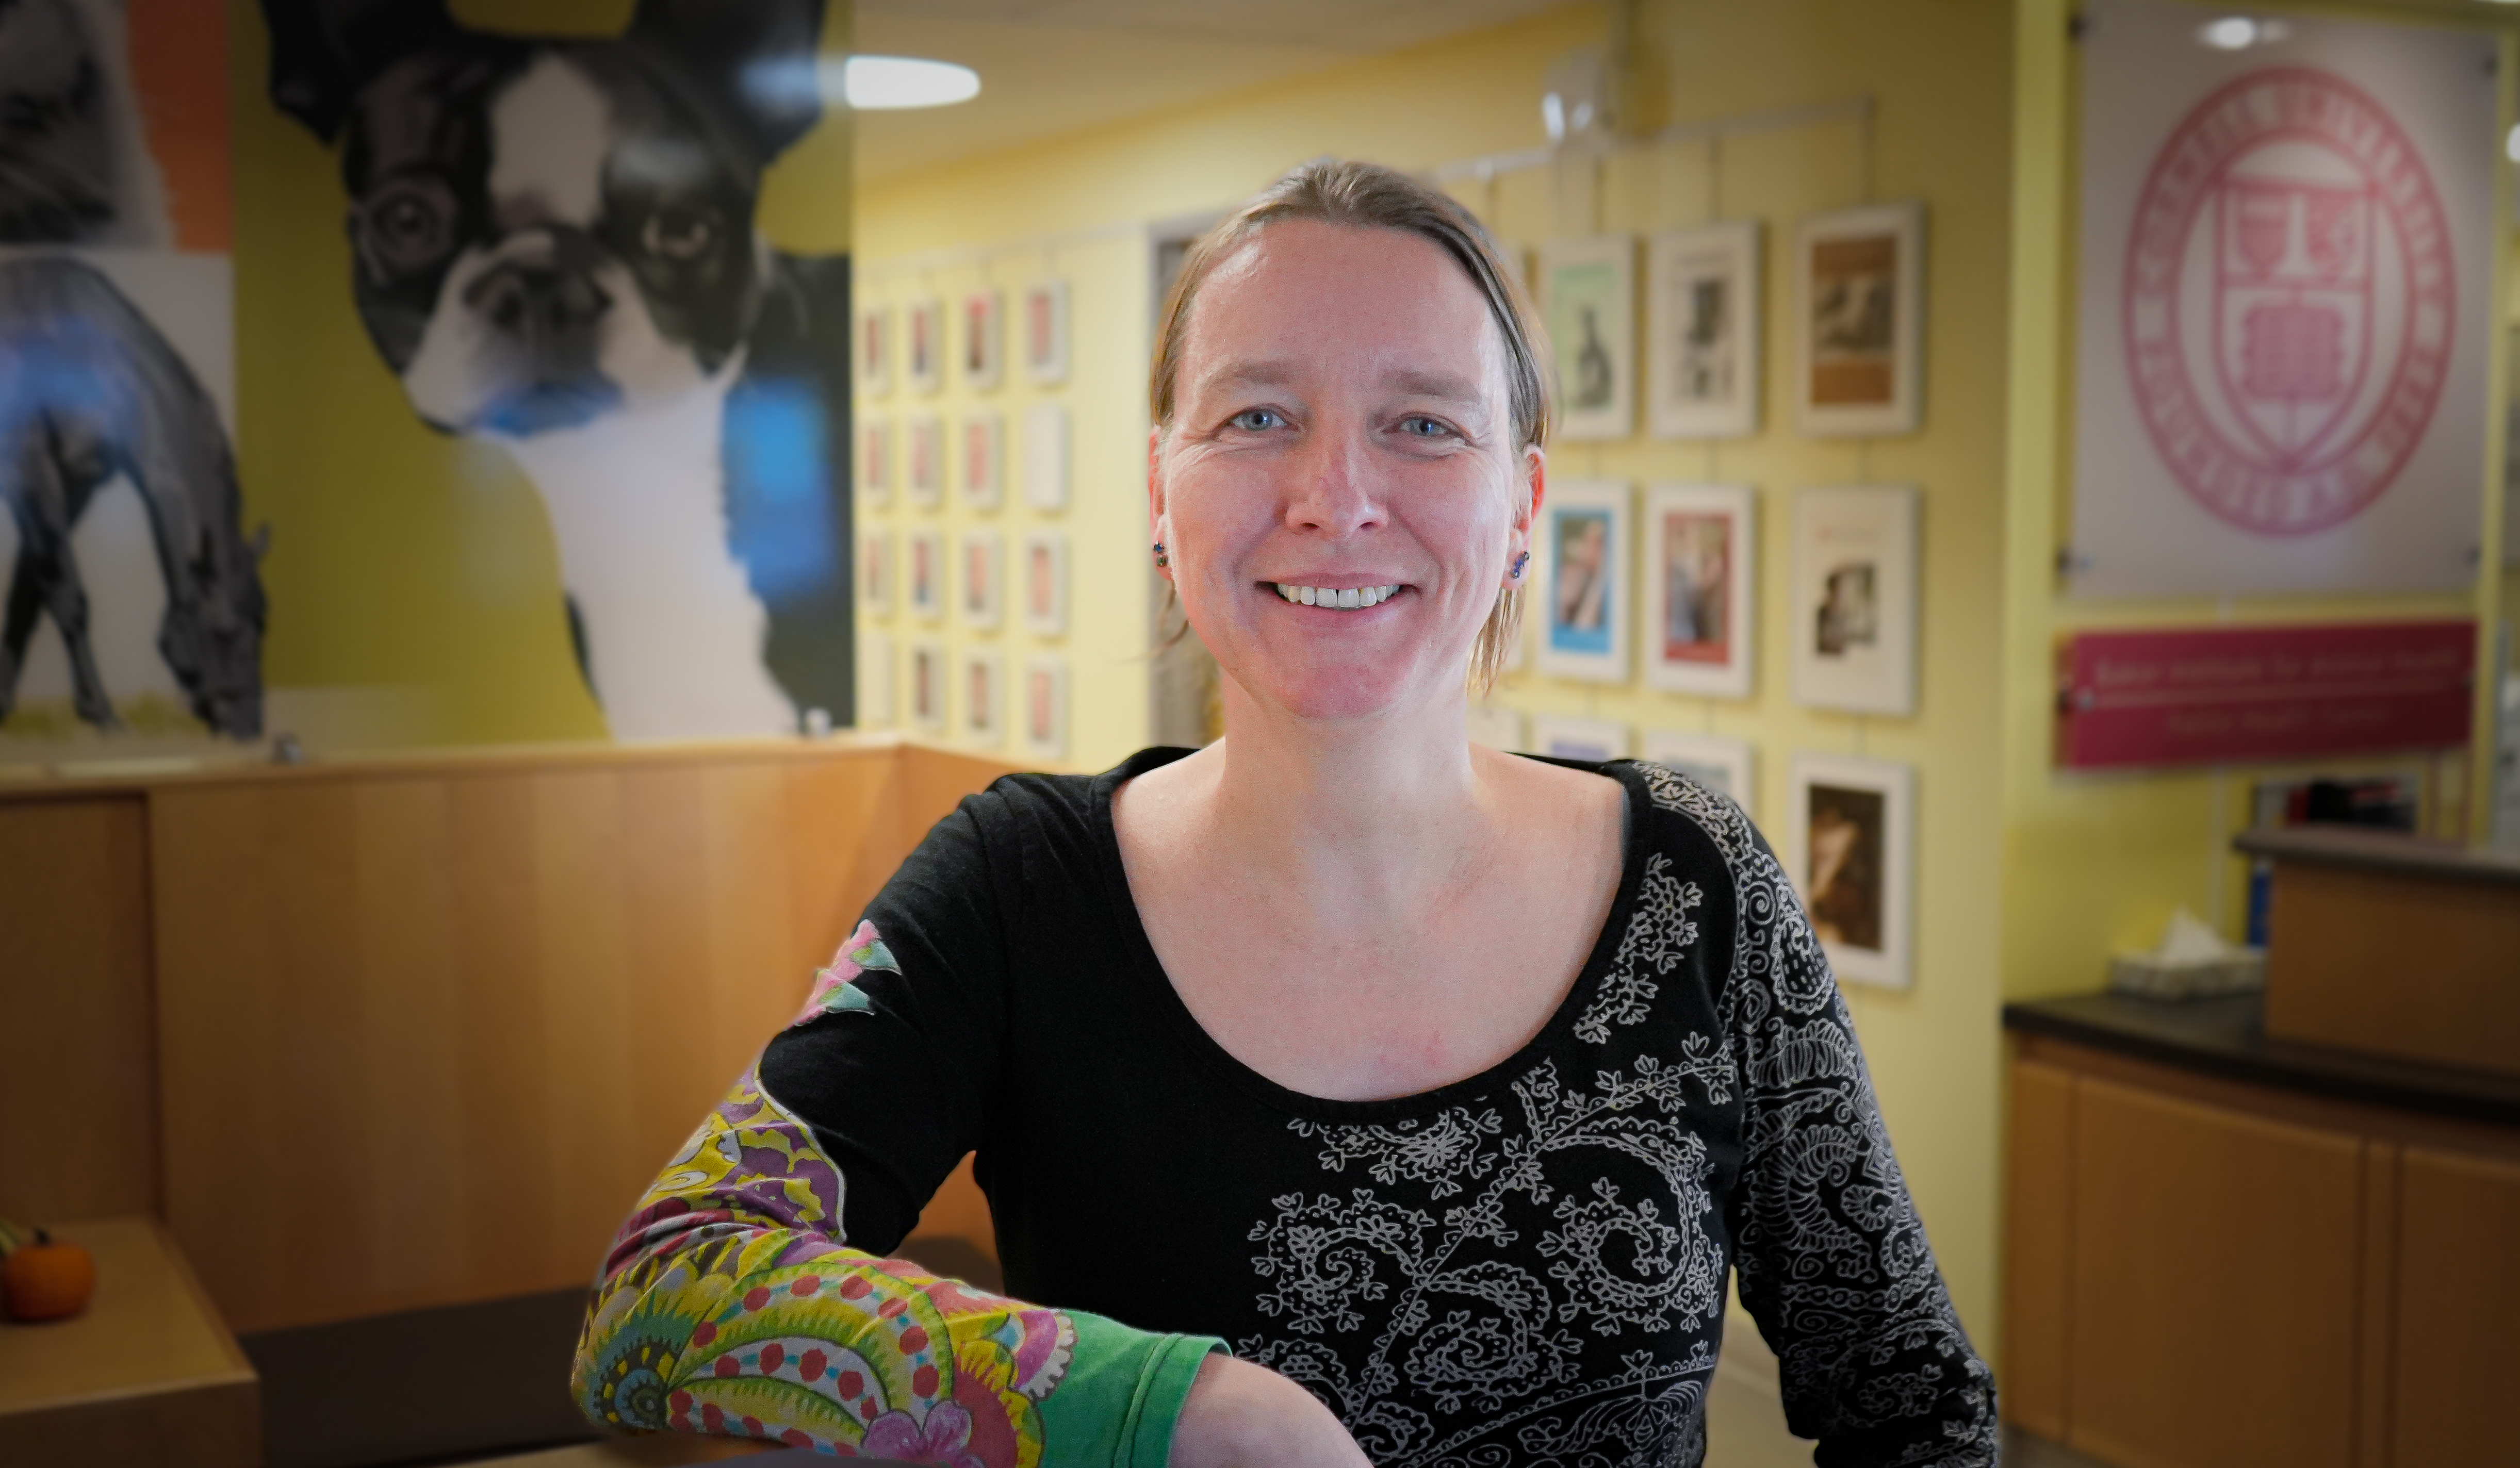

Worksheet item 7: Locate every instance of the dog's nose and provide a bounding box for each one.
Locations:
[468,260,611,344]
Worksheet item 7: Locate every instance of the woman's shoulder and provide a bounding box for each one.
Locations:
[1601,757,1779,906]
[934,747,1197,866]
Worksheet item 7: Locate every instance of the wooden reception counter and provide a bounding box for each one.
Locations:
[2005,991,2520,1468]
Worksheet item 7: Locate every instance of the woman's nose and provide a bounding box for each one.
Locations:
[1282,429,1381,536]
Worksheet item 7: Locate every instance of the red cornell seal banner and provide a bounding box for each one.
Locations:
[2123,68,2453,537]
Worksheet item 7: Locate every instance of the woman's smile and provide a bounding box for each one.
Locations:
[1267,582,1406,608]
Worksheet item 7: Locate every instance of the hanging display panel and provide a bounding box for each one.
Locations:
[2070,0,2496,597]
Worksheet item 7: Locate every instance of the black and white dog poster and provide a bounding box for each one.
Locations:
[262,0,853,740]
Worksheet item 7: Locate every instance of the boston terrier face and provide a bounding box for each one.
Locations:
[264,0,825,438]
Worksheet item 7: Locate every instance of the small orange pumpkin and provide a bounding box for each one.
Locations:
[2,1230,97,1322]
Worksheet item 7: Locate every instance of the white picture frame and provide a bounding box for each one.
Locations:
[906,527,944,622]
[1536,479,1631,683]
[1022,531,1067,637]
[857,303,893,398]
[1643,482,1755,699]
[1796,202,1924,437]
[1531,715,1630,763]
[905,414,943,508]
[962,287,1003,391]
[857,629,894,727]
[961,410,1003,512]
[1541,237,1635,440]
[960,530,1003,630]
[907,296,944,395]
[1023,403,1070,512]
[1642,729,1756,816]
[961,646,1004,745]
[1791,485,1919,716]
[1787,752,1915,989]
[859,525,893,618]
[1649,221,1761,438]
[1022,655,1069,762]
[1023,278,1070,386]
[908,639,946,731]
[1467,703,1526,753]
[858,416,893,506]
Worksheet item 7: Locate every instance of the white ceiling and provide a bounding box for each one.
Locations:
[852,0,1578,183]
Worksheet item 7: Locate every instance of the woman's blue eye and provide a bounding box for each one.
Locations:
[1231,409,1284,432]
[1400,416,1451,438]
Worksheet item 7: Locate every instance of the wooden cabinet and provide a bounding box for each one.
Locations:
[2389,1147,2520,1465]
[2007,1037,2520,1468]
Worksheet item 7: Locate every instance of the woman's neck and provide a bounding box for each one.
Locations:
[1166,675,1507,929]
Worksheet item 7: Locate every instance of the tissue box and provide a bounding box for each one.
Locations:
[2108,949,2267,1001]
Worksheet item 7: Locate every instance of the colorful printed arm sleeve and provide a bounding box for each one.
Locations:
[574,802,1223,1465]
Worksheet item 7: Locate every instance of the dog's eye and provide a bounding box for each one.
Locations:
[359,182,454,274]
[643,208,716,262]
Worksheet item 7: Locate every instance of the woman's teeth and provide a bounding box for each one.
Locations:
[1275,583,1401,608]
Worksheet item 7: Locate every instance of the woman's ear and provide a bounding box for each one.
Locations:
[1147,426,1172,580]
[1506,445,1546,587]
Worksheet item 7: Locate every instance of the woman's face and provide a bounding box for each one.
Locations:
[1153,219,1539,725]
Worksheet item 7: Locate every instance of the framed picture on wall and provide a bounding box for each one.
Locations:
[1648,221,1760,438]
[906,414,943,507]
[1541,237,1635,440]
[909,639,946,731]
[1468,703,1525,752]
[962,410,1003,511]
[1024,403,1070,512]
[1023,531,1068,636]
[1644,482,1755,698]
[859,526,893,618]
[1023,655,1068,761]
[907,528,944,621]
[1532,715,1629,763]
[960,530,1004,629]
[1787,752,1914,988]
[907,296,944,394]
[962,288,1003,390]
[962,646,1004,745]
[1796,202,1924,437]
[1536,479,1631,683]
[858,304,893,397]
[1791,485,1919,715]
[859,417,893,506]
[1642,729,1756,816]
[1024,278,1070,386]
[858,630,894,727]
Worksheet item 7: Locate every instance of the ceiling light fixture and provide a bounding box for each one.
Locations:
[2199,16,2260,48]
[2507,122,2520,163]
[844,56,981,110]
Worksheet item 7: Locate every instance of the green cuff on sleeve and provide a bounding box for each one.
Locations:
[1039,1309,1230,1468]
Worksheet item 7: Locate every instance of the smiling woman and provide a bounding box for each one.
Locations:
[574,160,1997,1468]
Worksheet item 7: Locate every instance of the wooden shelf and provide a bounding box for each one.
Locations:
[0,1217,258,1465]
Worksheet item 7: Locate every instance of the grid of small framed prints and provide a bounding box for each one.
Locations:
[857,266,1075,760]
[1502,199,1931,993]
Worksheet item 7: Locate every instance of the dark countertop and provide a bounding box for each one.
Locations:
[2233,824,2520,886]
[2004,991,2520,1128]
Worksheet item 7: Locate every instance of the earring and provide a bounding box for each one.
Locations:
[1511,551,1529,580]
[1153,541,1169,568]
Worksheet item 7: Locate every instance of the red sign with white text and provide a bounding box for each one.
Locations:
[2057,621,2474,769]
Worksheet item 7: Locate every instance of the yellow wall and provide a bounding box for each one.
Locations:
[857,0,2021,1353]
[230,0,853,751]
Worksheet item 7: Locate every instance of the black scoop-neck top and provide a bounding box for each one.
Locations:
[760,749,1997,1467]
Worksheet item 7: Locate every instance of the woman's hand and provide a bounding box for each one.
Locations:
[1168,1354,1373,1468]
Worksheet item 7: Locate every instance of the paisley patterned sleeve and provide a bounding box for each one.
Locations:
[1634,763,1999,1467]
[570,927,1221,1465]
